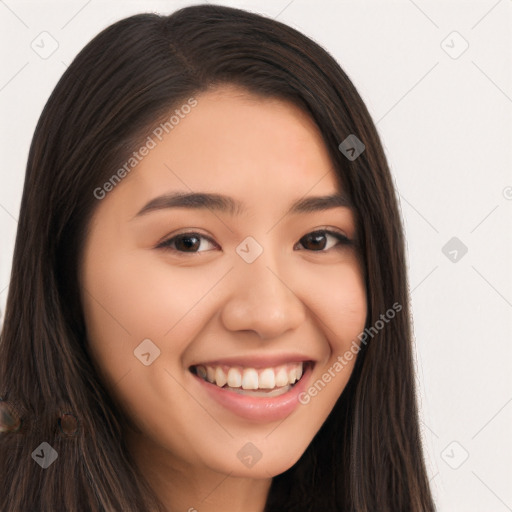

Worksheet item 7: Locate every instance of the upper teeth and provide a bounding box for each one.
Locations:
[194,362,304,390]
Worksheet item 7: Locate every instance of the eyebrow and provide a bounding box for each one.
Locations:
[134,191,353,218]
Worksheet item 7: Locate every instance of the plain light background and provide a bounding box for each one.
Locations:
[1,1,511,510]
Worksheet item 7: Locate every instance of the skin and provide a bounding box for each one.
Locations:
[80,84,367,512]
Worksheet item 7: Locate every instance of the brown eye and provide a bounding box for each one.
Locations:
[156,229,352,255]
[296,230,352,252]
[157,232,217,254]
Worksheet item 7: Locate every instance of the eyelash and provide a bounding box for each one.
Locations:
[155,229,353,255]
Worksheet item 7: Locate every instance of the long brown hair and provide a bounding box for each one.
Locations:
[0,4,436,511]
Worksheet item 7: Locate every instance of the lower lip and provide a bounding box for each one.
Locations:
[190,362,314,423]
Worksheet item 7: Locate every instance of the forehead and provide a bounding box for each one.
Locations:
[170,84,334,173]
[102,84,346,217]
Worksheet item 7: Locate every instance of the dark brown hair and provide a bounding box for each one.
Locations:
[0,4,435,511]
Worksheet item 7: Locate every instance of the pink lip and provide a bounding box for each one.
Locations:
[189,361,314,423]
[190,353,313,370]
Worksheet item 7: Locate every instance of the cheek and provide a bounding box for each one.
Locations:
[80,245,219,376]
[297,259,367,402]
[332,273,367,348]
[302,257,367,346]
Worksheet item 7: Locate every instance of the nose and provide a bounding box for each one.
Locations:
[220,252,306,340]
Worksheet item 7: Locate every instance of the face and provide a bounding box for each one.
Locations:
[80,84,367,479]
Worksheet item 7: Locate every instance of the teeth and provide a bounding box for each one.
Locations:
[275,367,289,387]
[228,385,291,397]
[227,368,242,387]
[206,366,215,383]
[215,367,227,387]
[242,369,258,390]
[258,368,275,389]
[193,361,306,391]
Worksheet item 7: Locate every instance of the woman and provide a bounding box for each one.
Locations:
[0,4,436,511]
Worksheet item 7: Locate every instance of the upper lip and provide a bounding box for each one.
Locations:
[190,353,315,369]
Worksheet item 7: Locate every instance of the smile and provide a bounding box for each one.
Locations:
[190,361,307,397]
[188,360,314,421]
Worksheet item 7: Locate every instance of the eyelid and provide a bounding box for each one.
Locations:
[155,228,213,245]
[309,226,350,239]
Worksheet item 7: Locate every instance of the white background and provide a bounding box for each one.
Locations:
[1,1,511,510]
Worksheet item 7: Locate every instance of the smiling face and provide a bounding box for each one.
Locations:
[79,84,367,480]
